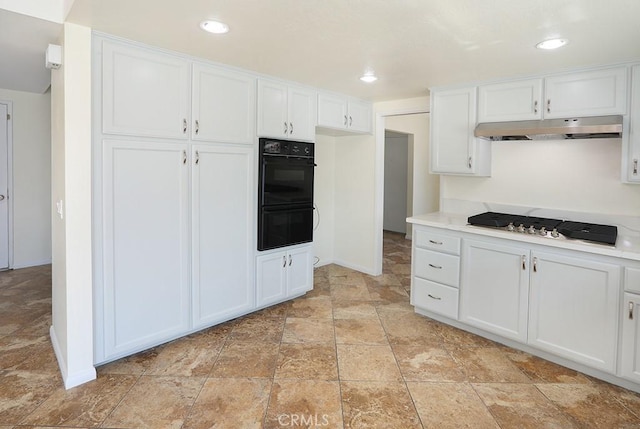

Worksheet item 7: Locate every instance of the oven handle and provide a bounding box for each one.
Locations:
[262,156,314,165]
[261,206,314,214]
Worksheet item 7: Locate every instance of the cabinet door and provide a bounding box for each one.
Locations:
[102,140,190,360]
[256,251,288,307]
[627,65,640,183]
[460,240,530,342]
[257,79,288,138]
[192,64,256,144]
[528,251,620,372]
[478,79,543,122]
[192,144,255,328]
[621,293,640,383]
[317,93,348,130]
[544,67,627,118]
[288,86,317,141]
[347,99,372,133]
[431,87,487,175]
[102,41,190,139]
[287,246,314,296]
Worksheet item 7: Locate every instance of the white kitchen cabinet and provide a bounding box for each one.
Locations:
[191,144,255,329]
[460,239,530,342]
[528,251,620,373]
[256,245,313,307]
[191,64,256,144]
[100,139,190,360]
[544,67,627,119]
[257,79,317,141]
[430,87,491,176]
[101,40,190,139]
[317,93,372,134]
[620,293,640,383]
[625,64,640,183]
[478,78,543,122]
[411,226,460,319]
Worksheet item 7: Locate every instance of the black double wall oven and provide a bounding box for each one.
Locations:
[258,138,315,251]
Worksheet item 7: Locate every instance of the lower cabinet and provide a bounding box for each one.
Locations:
[191,144,255,329]
[621,293,640,382]
[460,240,530,342]
[100,140,191,360]
[528,251,620,373]
[256,245,313,307]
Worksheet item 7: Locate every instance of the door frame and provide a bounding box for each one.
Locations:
[373,105,429,276]
[0,99,14,270]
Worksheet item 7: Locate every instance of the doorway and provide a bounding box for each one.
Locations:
[383,130,410,235]
[0,101,11,270]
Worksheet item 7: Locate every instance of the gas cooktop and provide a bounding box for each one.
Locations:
[467,212,618,245]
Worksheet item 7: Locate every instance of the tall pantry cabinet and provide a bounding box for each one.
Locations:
[93,37,256,363]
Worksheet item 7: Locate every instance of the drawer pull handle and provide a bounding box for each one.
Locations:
[428,294,441,300]
[630,301,635,320]
[428,263,442,269]
[429,240,443,245]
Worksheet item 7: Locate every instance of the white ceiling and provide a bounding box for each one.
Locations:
[4,0,640,99]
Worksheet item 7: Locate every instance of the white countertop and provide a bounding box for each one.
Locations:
[408,212,640,262]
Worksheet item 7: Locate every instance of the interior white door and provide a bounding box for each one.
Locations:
[0,103,8,270]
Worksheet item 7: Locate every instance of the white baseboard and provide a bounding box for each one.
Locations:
[12,258,52,269]
[331,259,378,276]
[50,325,96,389]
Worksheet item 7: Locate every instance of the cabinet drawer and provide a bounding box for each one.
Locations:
[414,228,460,255]
[412,278,459,319]
[414,248,460,287]
[626,267,640,294]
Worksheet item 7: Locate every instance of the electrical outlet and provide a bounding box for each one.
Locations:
[56,200,64,219]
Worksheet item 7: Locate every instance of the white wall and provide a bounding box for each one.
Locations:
[333,133,377,273]
[0,88,52,268]
[50,22,95,389]
[312,134,336,266]
[441,138,640,216]
[383,134,408,233]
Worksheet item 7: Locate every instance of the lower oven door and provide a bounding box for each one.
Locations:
[258,206,313,251]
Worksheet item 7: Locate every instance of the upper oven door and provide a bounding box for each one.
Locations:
[260,156,314,206]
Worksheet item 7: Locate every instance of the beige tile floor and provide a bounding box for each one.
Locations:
[1,231,640,428]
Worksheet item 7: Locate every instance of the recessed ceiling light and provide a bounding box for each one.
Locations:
[200,20,229,34]
[360,71,378,83]
[536,38,568,50]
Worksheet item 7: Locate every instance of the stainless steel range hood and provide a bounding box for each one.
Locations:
[474,115,623,141]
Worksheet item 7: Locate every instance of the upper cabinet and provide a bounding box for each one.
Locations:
[544,67,627,118]
[478,79,543,122]
[430,87,491,176]
[101,41,190,140]
[317,93,372,134]
[478,67,627,123]
[257,79,316,142]
[625,64,640,183]
[192,64,256,145]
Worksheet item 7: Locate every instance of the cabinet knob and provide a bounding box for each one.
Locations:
[630,301,635,320]
[533,256,538,273]
[521,255,526,270]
